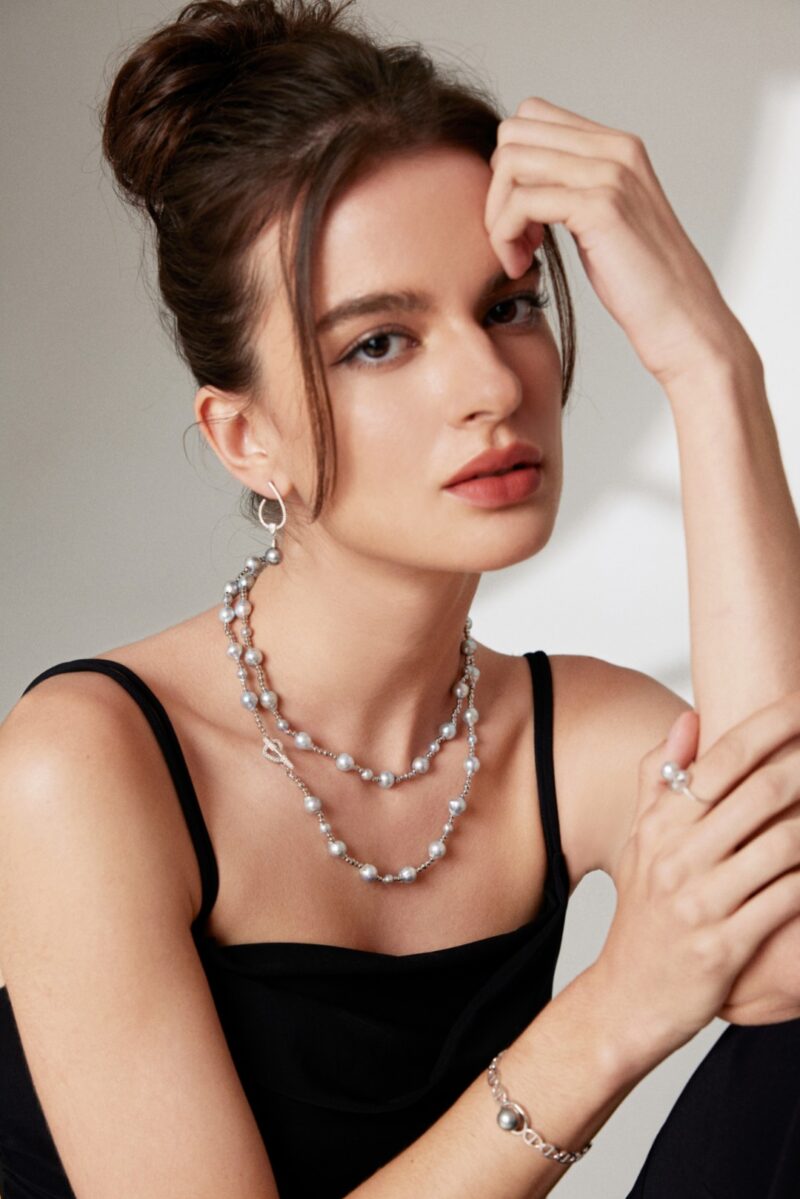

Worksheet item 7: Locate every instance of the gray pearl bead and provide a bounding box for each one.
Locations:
[461,637,477,654]
[467,664,480,680]
[498,1105,522,1131]
[453,681,469,699]
[219,605,235,623]
[428,742,440,755]
[265,546,282,565]
[241,690,259,710]
[449,796,467,815]
[660,761,681,781]
[294,731,312,749]
[465,755,480,773]
[227,642,243,659]
[336,752,355,772]
[428,839,446,859]
[399,866,417,883]
[237,666,248,681]
[244,646,263,666]
[238,575,252,591]
[440,722,456,740]
[224,580,239,598]
[360,863,378,882]
[329,839,347,857]
[277,718,290,731]
[303,795,321,813]
[234,598,252,619]
[360,768,374,781]
[465,616,473,631]
[412,756,429,774]
[464,707,479,725]
[259,690,277,709]
[377,770,395,789]
[319,821,331,835]
[244,556,262,575]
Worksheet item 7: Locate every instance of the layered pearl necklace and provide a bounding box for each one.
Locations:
[218,552,481,885]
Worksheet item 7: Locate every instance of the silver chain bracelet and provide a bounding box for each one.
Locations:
[487,1050,593,1166]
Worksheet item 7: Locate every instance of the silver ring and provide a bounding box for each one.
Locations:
[659,760,713,806]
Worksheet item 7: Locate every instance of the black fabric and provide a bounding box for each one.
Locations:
[0,651,570,1198]
[625,1017,800,1198]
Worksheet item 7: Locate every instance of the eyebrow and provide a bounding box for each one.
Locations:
[314,257,542,336]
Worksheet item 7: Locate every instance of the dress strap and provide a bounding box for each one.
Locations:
[524,650,569,903]
[21,659,220,934]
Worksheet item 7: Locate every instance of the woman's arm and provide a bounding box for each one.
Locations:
[0,679,281,1199]
[486,95,800,1020]
[486,95,800,742]
[349,963,657,1199]
[355,682,800,1198]
[663,344,800,753]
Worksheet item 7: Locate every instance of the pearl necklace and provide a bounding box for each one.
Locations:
[218,553,482,885]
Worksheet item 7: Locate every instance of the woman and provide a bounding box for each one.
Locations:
[0,1,798,1196]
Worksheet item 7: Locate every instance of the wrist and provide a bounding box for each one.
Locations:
[575,961,680,1085]
[659,329,764,402]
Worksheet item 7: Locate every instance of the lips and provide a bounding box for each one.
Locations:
[444,441,543,488]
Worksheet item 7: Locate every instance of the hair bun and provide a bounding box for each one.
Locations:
[101,0,338,215]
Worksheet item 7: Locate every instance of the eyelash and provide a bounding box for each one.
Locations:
[337,288,551,370]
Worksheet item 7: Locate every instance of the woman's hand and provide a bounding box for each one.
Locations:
[484,96,753,387]
[591,691,800,1061]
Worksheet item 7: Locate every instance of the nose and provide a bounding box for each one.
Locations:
[443,326,524,426]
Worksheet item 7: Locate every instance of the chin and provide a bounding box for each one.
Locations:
[446,530,552,574]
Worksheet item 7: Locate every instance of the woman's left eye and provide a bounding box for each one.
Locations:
[486,289,550,327]
[337,288,550,370]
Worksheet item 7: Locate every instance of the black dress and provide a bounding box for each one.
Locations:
[0,651,569,1198]
[2,653,798,1197]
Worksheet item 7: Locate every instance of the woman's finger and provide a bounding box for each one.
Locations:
[634,710,699,821]
[486,182,616,276]
[486,143,630,231]
[686,751,800,867]
[513,95,617,133]
[495,116,645,167]
[722,867,800,981]
[683,691,800,809]
[700,811,800,921]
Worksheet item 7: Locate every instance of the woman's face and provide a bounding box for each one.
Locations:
[249,144,565,574]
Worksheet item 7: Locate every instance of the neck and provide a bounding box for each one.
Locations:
[242,535,481,771]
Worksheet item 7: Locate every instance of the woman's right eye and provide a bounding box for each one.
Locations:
[338,329,416,370]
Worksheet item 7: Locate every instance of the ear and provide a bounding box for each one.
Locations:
[194,385,295,502]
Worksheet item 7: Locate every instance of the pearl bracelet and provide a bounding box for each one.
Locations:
[487,1050,593,1166]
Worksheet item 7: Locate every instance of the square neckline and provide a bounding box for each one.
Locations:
[20,650,568,963]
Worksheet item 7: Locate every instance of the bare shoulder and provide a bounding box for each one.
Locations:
[0,661,201,978]
[0,652,278,1195]
[547,652,693,883]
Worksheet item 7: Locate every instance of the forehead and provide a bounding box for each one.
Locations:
[315,146,494,298]
[252,146,497,326]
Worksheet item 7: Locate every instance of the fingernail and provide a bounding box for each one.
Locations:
[665,712,685,753]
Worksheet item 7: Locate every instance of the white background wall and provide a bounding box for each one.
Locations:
[2,1,799,1194]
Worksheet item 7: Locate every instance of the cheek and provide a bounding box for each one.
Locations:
[331,379,433,487]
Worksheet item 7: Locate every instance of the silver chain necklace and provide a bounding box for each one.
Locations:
[217,487,482,885]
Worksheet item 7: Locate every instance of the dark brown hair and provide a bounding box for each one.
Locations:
[101,0,576,528]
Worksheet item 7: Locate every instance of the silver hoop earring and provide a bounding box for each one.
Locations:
[257,480,286,565]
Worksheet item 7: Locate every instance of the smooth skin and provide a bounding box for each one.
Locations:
[1,95,799,1198]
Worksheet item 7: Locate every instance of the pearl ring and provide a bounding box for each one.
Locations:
[660,760,713,806]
